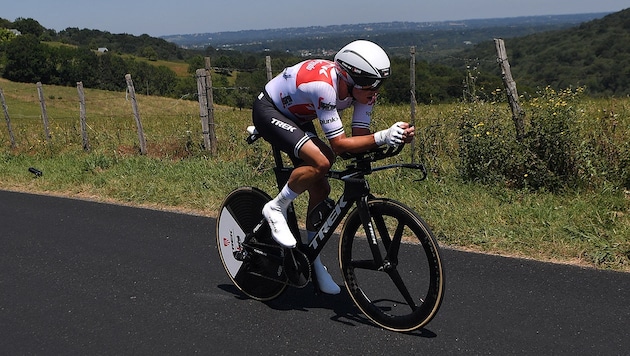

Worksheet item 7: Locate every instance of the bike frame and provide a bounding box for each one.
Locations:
[301,173,370,261]
[247,129,426,263]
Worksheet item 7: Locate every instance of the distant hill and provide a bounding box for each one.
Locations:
[450,8,630,97]
[161,13,610,58]
[2,10,627,103]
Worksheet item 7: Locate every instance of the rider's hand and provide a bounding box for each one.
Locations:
[374,122,405,147]
[400,122,415,143]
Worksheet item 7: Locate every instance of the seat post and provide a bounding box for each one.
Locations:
[272,146,293,192]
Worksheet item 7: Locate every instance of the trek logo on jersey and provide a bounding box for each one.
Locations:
[318,97,336,111]
[271,118,297,132]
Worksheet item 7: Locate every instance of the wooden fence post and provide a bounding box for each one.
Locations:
[77,82,90,151]
[196,68,213,154]
[204,57,217,155]
[265,56,273,81]
[124,74,147,155]
[494,38,525,141]
[410,46,417,163]
[36,82,51,142]
[0,88,17,148]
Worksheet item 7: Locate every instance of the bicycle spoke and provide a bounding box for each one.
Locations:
[385,266,419,311]
[388,220,404,265]
[349,259,381,271]
[376,216,416,310]
[373,214,404,266]
[372,213,392,249]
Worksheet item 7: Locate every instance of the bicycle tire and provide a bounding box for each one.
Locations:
[216,186,287,301]
[339,198,445,332]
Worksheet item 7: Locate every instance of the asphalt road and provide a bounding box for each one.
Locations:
[1,190,628,355]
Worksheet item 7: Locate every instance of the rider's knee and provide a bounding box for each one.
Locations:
[316,157,333,173]
[309,154,333,177]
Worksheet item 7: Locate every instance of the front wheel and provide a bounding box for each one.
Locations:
[339,198,445,332]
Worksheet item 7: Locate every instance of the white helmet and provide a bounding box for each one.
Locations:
[334,40,391,89]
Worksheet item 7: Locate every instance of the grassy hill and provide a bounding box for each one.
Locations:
[449,8,630,97]
[2,10,629,105]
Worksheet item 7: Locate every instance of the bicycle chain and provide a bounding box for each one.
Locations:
[241,241,311,288]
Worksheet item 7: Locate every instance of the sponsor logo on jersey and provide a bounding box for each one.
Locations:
[280,93,293,108]
[319,116,339,125]
[318,96,336,111]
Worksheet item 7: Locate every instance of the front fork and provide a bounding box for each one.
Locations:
[357,195,387,269]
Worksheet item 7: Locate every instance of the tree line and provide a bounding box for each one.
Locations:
[444,8,630,98]
[2,34,180,96]
[3,9,628,107]
[1,17,474,107]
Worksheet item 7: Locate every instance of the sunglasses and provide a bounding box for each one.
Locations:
[353,78,383,91]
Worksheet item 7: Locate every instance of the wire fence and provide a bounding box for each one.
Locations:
[2,45,523,157]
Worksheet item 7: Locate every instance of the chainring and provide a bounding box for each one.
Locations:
[283,248,311,288]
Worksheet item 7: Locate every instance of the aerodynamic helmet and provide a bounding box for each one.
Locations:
[334,40,391,89]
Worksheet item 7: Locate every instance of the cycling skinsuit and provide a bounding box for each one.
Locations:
[252,59,374,160]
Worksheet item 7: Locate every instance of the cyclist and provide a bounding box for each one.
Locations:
[252,40,414,294]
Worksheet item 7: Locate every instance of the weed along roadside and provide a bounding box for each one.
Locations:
[0,78,628,272]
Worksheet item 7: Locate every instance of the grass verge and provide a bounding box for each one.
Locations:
[1,79,628,271]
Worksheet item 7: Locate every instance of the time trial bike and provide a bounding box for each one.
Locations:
[216,126,445,332]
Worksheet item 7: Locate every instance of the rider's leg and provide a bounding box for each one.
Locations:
[263,139,333,248]
[304,175,340,294]
[306,230,341,294]
[262,185,299,247]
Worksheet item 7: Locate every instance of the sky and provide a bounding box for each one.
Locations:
[3,0,628,37]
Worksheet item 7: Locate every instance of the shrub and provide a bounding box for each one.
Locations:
[523,86,581,190]
[458,87,606,192]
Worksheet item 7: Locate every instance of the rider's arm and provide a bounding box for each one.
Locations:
[317,96,378,154]
[313,82,411,154]
[328,132,379,155]
[329,123,412,155]
[352,127,372,136]
[324,100,377,154]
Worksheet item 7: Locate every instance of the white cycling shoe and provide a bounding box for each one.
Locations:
[262,201,297,248]
[313,257,341,295]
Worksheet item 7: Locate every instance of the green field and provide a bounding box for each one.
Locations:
[1,78,628,271]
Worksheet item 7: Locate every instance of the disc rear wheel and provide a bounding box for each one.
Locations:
[216,187,287,301]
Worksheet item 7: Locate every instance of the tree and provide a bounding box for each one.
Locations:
[74,47,99,87]
[186,55,205,74]
[140,46,158,61]
[4,34,54,83]
[0,17,12,29]
[149,65,177,96]
[96,53,127,91]
[0,28,17,43]
[12,18,45,38]
[54,46,99,87]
